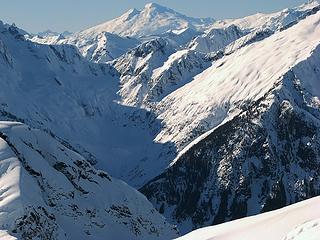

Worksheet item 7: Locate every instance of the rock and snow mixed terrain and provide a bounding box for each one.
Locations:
[0,122,178,240]
[0,0,319,239]
[142,5,320,233]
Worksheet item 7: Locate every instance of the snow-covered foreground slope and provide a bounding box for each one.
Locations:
[176,197,320,240]
[0,121,178,240]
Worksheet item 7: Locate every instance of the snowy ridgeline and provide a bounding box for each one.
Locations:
[177,196,320,240]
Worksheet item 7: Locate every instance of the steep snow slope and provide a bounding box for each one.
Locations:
[66,31,140,63]
[176,197,320,240]
[0,122,178,239]
[188,25,244,53]
[213,1,319,31]
[154,10,320,150]
[141,10,320,233]
[145,49,211,104]
[82,3,214,38]
[113,37,177,106]
[113,38,212,107]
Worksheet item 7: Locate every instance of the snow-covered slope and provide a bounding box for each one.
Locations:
[176,196,320,240]
[188,25,244,53]
[1,2,320,238]
[0,122,178,239]
[82,3,214,38]
[66,31,140,63]
[141,10,320,233]
[113,36,213,107]
[113,37,177,106]
[0,20,170,188]
[212,0,319,31]
[153,9,320,150]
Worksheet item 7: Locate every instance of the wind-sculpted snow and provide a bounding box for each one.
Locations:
[114,39,212,107]
[0,122,178,240]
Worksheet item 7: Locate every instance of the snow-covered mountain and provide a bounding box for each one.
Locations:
[1,0,320,238]
[36,30,72,38]
[176,196,320,240]
[0,21,179,240]
[0,122,178,239]
[31,2,213,63]
[188,25,244,53]
[81,3,214,38]
[212,0,320,31]
[31,30,140,63]
[141,8,320,233]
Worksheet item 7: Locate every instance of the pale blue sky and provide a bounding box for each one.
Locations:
[0,0,309,33]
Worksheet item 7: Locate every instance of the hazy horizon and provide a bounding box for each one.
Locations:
[0,0,310,33]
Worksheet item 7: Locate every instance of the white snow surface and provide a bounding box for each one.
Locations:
[176,196,320,240]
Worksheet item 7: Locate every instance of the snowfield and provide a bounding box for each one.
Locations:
[176,197,320,240]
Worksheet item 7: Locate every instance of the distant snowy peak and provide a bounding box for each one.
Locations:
[37,30,59,37]
[36,30,72,38]
[81,2,214,38]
